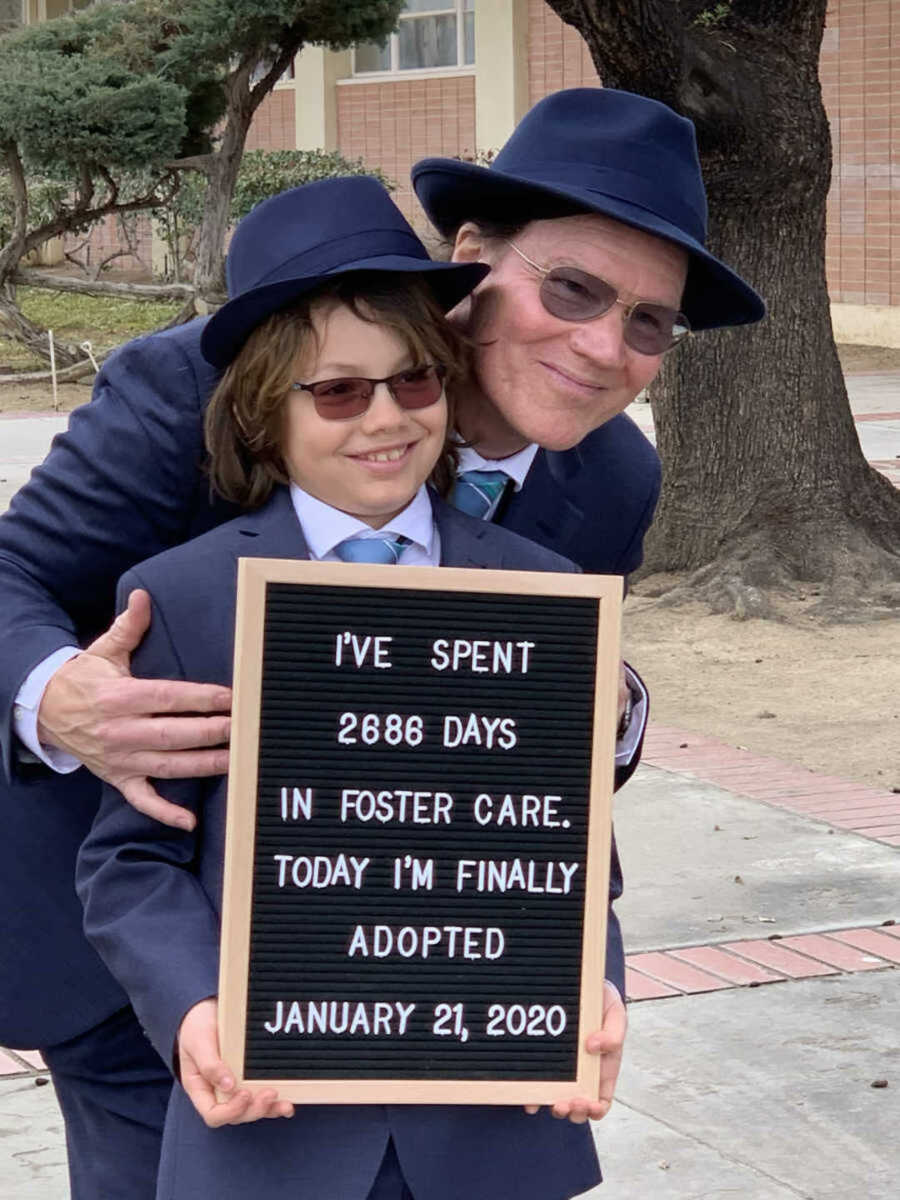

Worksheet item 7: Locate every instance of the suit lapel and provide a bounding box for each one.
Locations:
[501,447,586,551]
[225,485,312,561]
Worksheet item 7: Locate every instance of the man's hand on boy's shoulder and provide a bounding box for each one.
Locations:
[37,589,231,831]
[524,981,626,1124]
[178,998,295,1127]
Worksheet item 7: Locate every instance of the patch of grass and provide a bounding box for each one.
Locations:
[0,338,44,372]
[1,287,184,374]
[18,287,182,341]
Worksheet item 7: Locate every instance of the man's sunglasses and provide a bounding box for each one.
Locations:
[291,364,447,421]
[505,240,691,356]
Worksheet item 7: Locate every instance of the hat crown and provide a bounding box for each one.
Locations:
[225,176,427,299]
[489,88,708,243]
[201,174,489,368]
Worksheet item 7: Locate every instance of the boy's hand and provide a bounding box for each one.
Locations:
[524,981,627,1124]
[178,999,294,1127]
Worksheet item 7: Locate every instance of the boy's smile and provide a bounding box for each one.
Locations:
[282,301,448,528]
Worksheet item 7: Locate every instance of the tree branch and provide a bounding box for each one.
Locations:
[12,268,194,301]
[166,153,216,174]
[19,177,178,259]
[247,36,304,115]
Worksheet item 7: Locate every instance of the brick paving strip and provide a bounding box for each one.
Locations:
[624,923,900,1001]
[642,724,900,846]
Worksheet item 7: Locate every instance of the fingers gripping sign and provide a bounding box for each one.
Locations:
[524,982,627,1124]
[37,589,232,830]
[178,1000,294,1127]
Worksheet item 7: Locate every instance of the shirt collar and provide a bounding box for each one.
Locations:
[455,441,540,491]
[289,482,436,560]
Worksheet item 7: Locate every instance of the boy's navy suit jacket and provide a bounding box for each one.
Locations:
[0,318,658,1048]
[77,489,607,1200]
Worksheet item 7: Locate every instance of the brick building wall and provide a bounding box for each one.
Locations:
[821,0,899,307]
[336,76,476,226]
[246,87,296,152]
[526,0,899,310]
[60,213,154,277]
[527,0,599,104]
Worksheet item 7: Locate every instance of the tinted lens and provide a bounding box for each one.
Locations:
[540,268,618,322]
[388,364,445,409]
[309,378,372,420]
[626,304,689,355]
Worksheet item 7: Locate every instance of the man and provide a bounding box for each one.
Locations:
[0,88,763,1198]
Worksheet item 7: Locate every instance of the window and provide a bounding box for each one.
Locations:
[354,0,474,76]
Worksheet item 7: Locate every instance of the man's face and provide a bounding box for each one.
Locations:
[451,213,688,455]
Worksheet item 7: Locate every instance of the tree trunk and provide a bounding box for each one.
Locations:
[547,0,900,617]
[191,49,297,306]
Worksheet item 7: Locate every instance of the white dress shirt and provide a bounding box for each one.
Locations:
[290,482,439,567]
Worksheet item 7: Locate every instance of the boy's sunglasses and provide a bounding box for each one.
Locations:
[291,364,447,421]
[505,240,691,356]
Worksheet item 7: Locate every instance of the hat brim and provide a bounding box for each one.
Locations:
[201,255,489,369]
[412,158,765,332]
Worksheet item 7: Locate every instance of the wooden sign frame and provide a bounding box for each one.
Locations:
[219,559,622,1105]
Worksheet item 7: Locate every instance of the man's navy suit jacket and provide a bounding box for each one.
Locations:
[76,490,606,1200]
[0,318,660,1048]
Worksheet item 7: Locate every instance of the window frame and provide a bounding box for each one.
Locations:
[351,1,474,80]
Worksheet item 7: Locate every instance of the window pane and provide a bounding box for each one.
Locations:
[355,40,392,73]
[399,14,456,69]
[463,0,475,10]
[403,0,454,12]
[463,10,474,64]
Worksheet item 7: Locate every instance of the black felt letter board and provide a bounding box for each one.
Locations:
[220,561,618,1104]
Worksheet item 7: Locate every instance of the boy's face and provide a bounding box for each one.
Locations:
[282,300,448,528]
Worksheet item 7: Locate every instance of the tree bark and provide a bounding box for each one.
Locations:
[190,45,300,304]
[12,269,194,301]
[546,0,900,616]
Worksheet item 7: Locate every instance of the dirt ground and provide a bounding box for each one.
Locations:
[2,342,898,791]
[623,595,899,791]
[619,340,900,792]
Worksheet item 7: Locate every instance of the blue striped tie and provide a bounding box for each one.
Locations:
[449,469,510,520]
[334,534,412,564]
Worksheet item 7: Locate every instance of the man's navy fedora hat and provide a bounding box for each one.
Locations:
[412,88,764,332]
[201,176,489,368]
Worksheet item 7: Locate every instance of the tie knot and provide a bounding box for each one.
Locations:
[449,469,510,520]
[334,533,412,564]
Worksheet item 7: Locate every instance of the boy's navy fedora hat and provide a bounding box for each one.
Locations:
[201,176,489,368]
[412,88,764,332]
